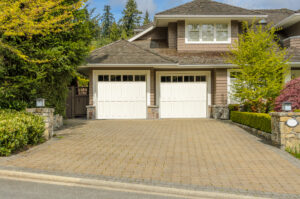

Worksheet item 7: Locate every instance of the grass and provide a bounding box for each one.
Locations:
[286,147,300,159]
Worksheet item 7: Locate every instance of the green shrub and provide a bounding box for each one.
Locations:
[0,110,45,156]
[230,111,272,133]
[228,104,240,112]
[294,109,300,112]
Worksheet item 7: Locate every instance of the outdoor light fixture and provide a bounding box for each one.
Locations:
[282,102,292,112]
[36,98,45,108]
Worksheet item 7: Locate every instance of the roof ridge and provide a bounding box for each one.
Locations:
[91,40,124,53]
[128,41,178,63]
[156,0,196,15]
[208,0,262,15]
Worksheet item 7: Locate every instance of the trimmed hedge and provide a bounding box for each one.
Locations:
[0,110,45,156]
[230,111,272,133]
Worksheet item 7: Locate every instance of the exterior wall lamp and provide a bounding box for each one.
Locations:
[36,98,45,108]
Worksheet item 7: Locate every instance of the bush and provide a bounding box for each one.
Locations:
[0,110,45,156]
[294,109,300,112]
[230,111,272,133]
[275,77,300,112]
[228,104,240,112]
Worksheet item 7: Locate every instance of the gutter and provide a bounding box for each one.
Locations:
[155,15,268,19]
[274,13,300,28]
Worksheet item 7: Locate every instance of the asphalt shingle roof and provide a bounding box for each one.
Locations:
[87,40,175,65]
[156,0,261,16]
[255,9,296,25]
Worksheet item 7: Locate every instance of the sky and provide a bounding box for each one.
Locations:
[87,0,300,21]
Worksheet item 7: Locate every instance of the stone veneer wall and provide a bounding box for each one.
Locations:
[211,105,229,120]
[270,112,300,153]
[26,108,55,140]
[147,106,159,119]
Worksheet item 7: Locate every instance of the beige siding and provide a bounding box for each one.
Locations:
[212,69,228,105]
[284,37,300,48]
[88,70,94,105]
[177,20,238,52]
[138,27,168,41]
[168,23,177,49]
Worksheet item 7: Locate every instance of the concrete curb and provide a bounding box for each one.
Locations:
[0,169,270,199]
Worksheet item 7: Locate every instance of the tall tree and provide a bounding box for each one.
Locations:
[120,0,142,37]
[143,11,151,26]
[0,0,86,63]
[227,21,290,113]
[110,22,120,41]
[0,1,96,115]
[100,5,115,38]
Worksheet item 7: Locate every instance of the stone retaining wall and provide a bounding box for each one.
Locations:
[270,112,300,153]
[210,105,230,120]
[26,108,63,140]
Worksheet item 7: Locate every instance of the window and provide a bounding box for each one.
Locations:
[161,76,171,82]
[111,75,121,82]
[186,23,230,43]
[202,24,214,42]
[216,24,229,41]
[123,75,133,82]
[98,75,109,82]
[196,76,206,82]
[135,75,146,82]
[184,76,194,82]
[187,24,200,42]
[173,76,183,82]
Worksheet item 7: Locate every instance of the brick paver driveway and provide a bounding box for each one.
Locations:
[1,119,300,197]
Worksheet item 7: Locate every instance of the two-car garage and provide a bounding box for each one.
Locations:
[94,71,210,119]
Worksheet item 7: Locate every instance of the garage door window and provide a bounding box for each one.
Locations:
[184,76,194,82]
[196,76,206,82]
[98,75,109,82]
[111,75,122,82]
[173,76,183,82]
[123,75,134,82]
[135,75,146,82]
[161,76,171,82]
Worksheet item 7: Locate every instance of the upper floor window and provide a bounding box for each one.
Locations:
[186,23,230,43]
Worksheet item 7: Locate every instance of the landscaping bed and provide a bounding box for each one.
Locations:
[0,110,45,156]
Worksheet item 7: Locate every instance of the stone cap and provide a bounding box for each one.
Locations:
[86,105,96,108]
[148,105,159,108]
[269,112,300,117]
[210,105,229,108]
[26,108,54,113]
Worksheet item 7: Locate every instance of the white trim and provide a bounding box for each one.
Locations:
[92,70,151,119]
[274,13,300,28]
[156,71,211,119]
[81,64,236,69]
[185,21,232,44]
[155,15,268,19]
[128,26,155,42]
[283,36,300,42]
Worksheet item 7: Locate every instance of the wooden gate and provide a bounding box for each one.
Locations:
[66,87,89,118]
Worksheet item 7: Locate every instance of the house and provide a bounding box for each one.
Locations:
[80,0,300,120]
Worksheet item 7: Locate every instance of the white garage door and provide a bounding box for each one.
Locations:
[160,75,207,118]
[97,74,147,119]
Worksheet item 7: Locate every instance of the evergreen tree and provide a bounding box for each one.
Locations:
[143,11,151,26]
[120,0,142,37]
[110,22,120,41]
[121,28,128,40]
[100,5,114,38]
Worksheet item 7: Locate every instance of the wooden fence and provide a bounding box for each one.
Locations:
[66,87,89,119]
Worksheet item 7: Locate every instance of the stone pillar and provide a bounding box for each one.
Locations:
[86,105,96,120]
[210,105,229,120]
[26,108,54,140]
[147,106,159,119]
[270,112,300,152]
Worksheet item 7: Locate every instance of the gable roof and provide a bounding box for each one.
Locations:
[86,40,176,65]
[255,9,296,25]
[156,0,263,16]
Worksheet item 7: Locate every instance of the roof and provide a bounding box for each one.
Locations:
[86,40,175,65]
[255,9,296,25]
[132,40,229,65]
[156,0,262,16]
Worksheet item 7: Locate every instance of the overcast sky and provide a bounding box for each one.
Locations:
[87,0,300,21]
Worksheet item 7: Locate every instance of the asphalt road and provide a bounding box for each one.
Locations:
[0,178,186,199]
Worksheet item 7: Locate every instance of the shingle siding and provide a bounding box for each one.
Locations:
[177,20,238,52]
[213,69,228,105]
[168,23,177,49]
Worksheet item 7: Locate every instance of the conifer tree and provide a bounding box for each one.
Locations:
[120,0,142,37]
[143,11,151,26]
[100,5,115,38]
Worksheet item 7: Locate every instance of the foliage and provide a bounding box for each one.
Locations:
[228,104,240,112]
[294,109,300,112]
[100,5,115,38]
[0,110,45,156]
[230,111,272,133]
[110,22,121,41]
[286,147,300,159]
[0,2,96,116]
[275,77,300,112]
[143,11,151,26]
[0,0,87,63]
[77,74,89,87]
[227,21,290,113]
[120,0,142,37]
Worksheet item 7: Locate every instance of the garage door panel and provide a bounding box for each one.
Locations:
[160,75,207,119]
[97,76,146,119]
